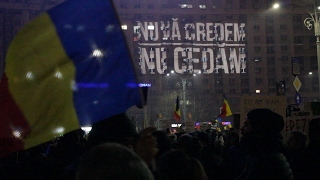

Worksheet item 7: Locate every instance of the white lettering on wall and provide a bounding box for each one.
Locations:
[171,18,181,40]
[135,18,247,75]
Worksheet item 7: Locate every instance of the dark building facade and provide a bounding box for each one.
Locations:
[0,0,319,126]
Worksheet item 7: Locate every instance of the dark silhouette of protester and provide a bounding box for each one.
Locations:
[152,130,172,158]
[197,131,224,180]
[151,130,172,164]
[46,129,88,179]
[2,144,67,180]
[0,153,18,179]
[197,132,211,151]
[76,143,154,180]
[223,130,240,180]
[235,108,293,180]
[151,130,173,179]
[301,118,320,180]
[285,130,307,180]
[87,113,158,177]
[175,133,201,159]
[87,113,140,149]
[224,130,240,151]
[157,150,208,180]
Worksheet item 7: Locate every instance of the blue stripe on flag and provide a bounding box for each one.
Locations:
[48,0,141,126]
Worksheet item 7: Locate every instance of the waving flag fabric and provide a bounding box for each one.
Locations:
[174,96,181,122]
[218,95,233,118]
[0,0,142,157]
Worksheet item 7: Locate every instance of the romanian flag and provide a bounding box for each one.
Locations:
[174,96,181,122]
[218,95,232,118]
[0,0,142,157]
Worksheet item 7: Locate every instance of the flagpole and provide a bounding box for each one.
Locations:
[168,70,191,131]
[182,79,187,130]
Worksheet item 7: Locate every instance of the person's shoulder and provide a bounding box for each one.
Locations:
[254,153,293,179]
[261,152,287,162]
[269,152,286,158]
[255,152,291,174]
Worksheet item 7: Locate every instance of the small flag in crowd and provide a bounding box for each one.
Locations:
[218,95,233,118]
[0,0,142,157]
[174,96,181,122]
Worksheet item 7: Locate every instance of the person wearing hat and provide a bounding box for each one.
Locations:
[236,108,293,180]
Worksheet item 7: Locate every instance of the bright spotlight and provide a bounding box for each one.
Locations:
[273,3,280,9]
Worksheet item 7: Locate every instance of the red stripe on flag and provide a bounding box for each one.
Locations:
[174,112,180,122]
[218,97,232,118]
[0,74,31,157]
[174,96,180,122]
[219,103,227,118]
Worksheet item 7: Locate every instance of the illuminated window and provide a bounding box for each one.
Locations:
[121,25,127,30]
[148,25,155,30]
[199,5,206,9]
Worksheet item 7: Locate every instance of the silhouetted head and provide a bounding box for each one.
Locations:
[243,108,284,137]
[76,143,154,180]
[158,150,208,180]
[88,113,138,149]
[287,130,307,151]
[240,109,286,154]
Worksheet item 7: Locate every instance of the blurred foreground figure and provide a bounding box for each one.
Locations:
[76,143,154,180]
[301,118,320,180]
[285,130,307,180]
[236,109,293,180]
[87,113,139,149]
[158,150,208,180]
[87,113,158,176]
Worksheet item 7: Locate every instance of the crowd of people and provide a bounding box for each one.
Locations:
[0,109,320,180]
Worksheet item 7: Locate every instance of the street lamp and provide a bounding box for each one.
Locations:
[273,1,320,93]
[167,70,199,128]
[180,78,188,127]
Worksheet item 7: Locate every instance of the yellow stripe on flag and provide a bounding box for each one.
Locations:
[6,13,80,149]
[224,98,233,117]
